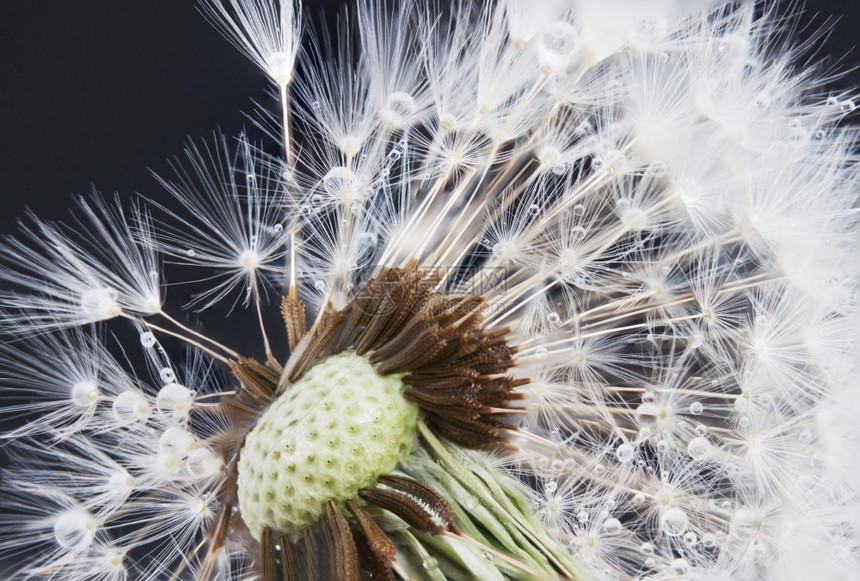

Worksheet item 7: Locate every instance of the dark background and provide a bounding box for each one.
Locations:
[0,1,857,231]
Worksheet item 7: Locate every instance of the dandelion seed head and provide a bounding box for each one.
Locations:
[2,0,859,579]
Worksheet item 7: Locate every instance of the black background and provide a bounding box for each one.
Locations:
[0,1,857,231]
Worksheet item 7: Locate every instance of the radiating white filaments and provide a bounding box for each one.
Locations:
[201,0,301,86]
[0,195,162,333]
[149,133,290,310]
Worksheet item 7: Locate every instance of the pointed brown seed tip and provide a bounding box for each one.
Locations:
[281,295,307,352]
[229,356,280,401]
[346,499,398,564]
[325,501,361,581]
[376,475,456,532]
[358,486,446,536]
[258,527,278,581]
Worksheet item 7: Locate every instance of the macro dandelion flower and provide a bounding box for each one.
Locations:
[1,0,859,580]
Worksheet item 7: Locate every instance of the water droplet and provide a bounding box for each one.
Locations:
[273,223,283,233]
[594,463,605,475]
[798,428,813,444]
[615,443,635,463]
[571,225,587,241]
[544,480,558,494]
[140,332,156,348]
[314,280,326,292]
[635,402,659,426]
[810,452,827,472]
[573,203,585,216]
[538,22,579,72]
[577,510,589,522]
[384,91,417,127]
[640,542,654,553]
[645,159,668,176]
[185,249,196,258]
[552,163,566,176]
[754,92,771,109]
[683,531,698,546]
[603,518,622,535]
[534,347,548,359]
[312,100,321,109]
[841,100,856,114]
[689,401,703,415]
[482,551,495,562]
[632,493,645,506]
[687,436,712,460]
[159,367,176,384]
[702,532,717,548]
[730,508,760,542]
[670,558,689,575]
[661,507,689,536]
[642,392,655,403]
[53,510,96,550]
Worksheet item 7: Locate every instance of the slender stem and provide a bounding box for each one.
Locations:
[125,315,230,364]
[280,83,295,168]
[158,310,241,358]
[251,277,274,362]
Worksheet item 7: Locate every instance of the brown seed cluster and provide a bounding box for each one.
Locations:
[210,264,527,580]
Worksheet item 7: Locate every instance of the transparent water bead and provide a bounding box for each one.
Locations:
[383,92,417,128]
[603,518,622,535]
[615,443,635,463]
[156,383,195,419]
[671,558,690,575]
[687,436,712,460]
[538,22,579,74]
[159,367,176,384]
[635,402,660,426]
[660,507,689,536]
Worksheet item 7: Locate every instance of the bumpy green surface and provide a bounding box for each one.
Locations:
[237,351,418,538]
